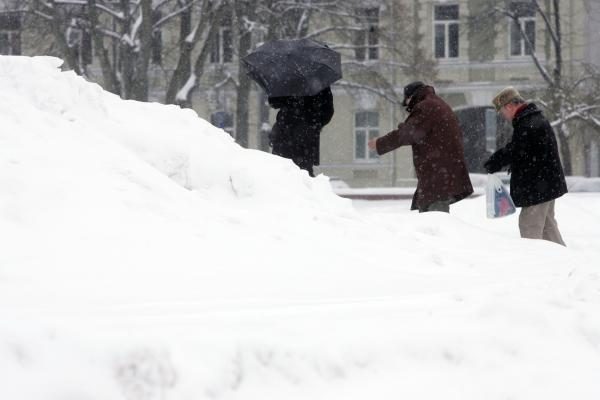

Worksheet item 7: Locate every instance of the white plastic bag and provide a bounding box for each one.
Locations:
[486,174,516,218]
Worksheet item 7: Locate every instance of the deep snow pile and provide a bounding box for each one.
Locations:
[1,56,599,400]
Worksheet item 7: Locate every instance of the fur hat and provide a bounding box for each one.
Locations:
[492,86,524,111]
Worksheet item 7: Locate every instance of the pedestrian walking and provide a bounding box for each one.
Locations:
[484,86,567,246]
[268,87,334,176]
[242,39,341,177]
[368,81,473,213]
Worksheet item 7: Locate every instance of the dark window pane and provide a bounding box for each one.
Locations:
[435,24,445,58]
[210,33,220,63]
[357,7,379,22]
[510,20,521,55]
[448,23,459,58]
[222,29,233,63]
[356,130,366,159]
[365,7,379,21]
[510,1,535,17]
[368,34,378,60]
[524,20,535,55]
[367,112,379,127]
[355,112,367,127]
[12,32,20,55]
[368,25,378,45]
[435,5,459,21]
[82,31,92,65]
[368,25,379,59]
[368,129,379,159]
[368,45,378,60]
[0,14,21,30]
[354,30,366,61]
[0,33,9,55]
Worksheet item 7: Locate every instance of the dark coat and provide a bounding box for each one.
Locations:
[484,103,567,207]
[376,86,474,210]
[269,87,334,176]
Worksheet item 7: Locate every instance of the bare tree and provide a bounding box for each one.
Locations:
[24,0,211,101]
[226,0,436,148]
[165,0,230,107]
[485,0,600,175]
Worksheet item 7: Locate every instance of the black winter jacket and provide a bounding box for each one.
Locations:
[268,87,334,173]
[484,103,567,207]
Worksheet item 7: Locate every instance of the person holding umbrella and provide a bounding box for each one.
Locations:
[267,87,333,177]
[243,39,341,176]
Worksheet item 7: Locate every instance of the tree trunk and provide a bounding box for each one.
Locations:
[556,125,572,175]
[131,0,153,101]
[47,0,80,74]
[165,1,194,105]
[234,0,255,148]
[87,0,119,94]
[169,1,226,107]
[119,0,135,99]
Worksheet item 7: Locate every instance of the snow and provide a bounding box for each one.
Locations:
[175,73,197,102]
[566,176,600,192]
[1,55,600,400]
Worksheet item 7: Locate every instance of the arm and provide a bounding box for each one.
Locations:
[484,127,528,173]
[319,87,334,126]
[306,87,334,127]
[484,147,511,173]
[374,105,428,155]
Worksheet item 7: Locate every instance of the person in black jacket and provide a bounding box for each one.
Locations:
[484,86,567,246]
[268,87,334,177]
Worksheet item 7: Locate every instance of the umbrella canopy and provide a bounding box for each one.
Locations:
[242,39,342,98]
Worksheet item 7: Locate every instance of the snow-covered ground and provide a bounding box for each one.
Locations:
[1,56,599,400]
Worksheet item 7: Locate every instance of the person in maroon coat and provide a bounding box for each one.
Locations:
[368,81,473,213]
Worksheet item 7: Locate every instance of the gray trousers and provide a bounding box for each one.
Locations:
[518,200,566,246]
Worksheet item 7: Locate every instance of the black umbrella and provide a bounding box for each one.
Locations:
[242,38,342,98]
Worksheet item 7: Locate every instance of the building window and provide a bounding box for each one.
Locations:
[66,19,93,65]
[434,4,459,59]
[211,111,234,136]
[354,7,379,61]
[0,13,21,55]
[210,26,233,64]
[355,111,379,161]
[509,1,536,56]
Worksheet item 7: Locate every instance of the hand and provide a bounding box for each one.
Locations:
[367,138,378,151]
[483,159,499,174]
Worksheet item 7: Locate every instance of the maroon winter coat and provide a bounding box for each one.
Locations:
[376,86,473,210]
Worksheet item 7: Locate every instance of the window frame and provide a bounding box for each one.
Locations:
[354,7,380,62]
[508,1,536,57]
[433,4,460,60]
[210,26,233,64]
[0,13,22,55]
[509,15,536,57]
[354,111,380,162]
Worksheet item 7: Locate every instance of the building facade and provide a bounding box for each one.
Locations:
[3,0,600,185]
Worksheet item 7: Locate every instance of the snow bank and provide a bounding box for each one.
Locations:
[1,56,599,400]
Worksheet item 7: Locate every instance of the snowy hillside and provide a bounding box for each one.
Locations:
[1,56,599,400]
